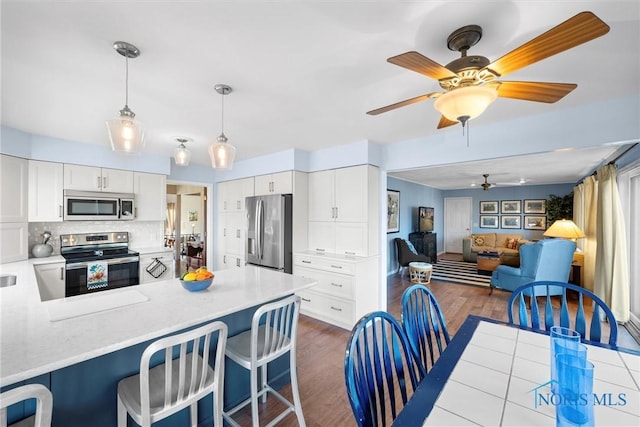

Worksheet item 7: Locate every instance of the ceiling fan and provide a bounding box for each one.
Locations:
[367,11,610,129]
[481,174,493,191]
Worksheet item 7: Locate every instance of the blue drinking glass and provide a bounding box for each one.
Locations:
[555,353,595,426]
[550,326,582,393]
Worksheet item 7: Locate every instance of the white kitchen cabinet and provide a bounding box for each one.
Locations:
[294,251,379,330]
[219,177,254,212]
[134,172,166,221]
[215,178,253,271]
[307,165,379,256]
[34,262,66,301]
[139,250,175,283]
[64,164,134,193]
[0,154,28,223]
[254,171,293,195]
[0,222,28,263]
[28,160,64,222]
[308,166,368,223]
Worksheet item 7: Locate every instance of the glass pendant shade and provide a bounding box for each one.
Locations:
[106,107,145,153]
[107,41,144,153]
[434,85,498,122]
[208,133,236,170]
[174,143,191,166]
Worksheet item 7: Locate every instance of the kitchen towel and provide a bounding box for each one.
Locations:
[87,261,108,290]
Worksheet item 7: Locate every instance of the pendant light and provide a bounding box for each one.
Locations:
[106,41,145,153]
[173,137,191,166]
[208,84,236,170]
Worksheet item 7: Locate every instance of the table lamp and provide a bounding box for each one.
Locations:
[543,219,586,241]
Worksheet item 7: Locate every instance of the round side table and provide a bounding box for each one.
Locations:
[408,262,433,284]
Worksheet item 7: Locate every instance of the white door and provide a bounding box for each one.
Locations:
[444,197,472,253]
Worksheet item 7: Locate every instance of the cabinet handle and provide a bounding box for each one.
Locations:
[344,251,355,255]
[236,258,241,267]
[60,267,64,281]
[315,248,325,253]
[103,177,107,189]
[330,264,343,269]
[97,177,101,189]
[335,207,338,218]
[223,228,227,237]
[59,205,63,218]
[223,255,226,263]
[236,229,240,238]
[330,306,342,312]
[224,201,227,210]
[301,260,312,264]
[301,297,311,302]
[330,282,343,287]
[236,200,241,210]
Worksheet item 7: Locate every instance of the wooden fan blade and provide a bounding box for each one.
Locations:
[366,92,439,115]
[387,51,458,80]
[496,81,577,103]
[437,115,458,129]
[486,11,609,77]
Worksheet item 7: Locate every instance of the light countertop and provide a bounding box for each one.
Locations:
[0,259,316,387]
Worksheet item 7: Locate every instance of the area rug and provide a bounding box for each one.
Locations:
[431,259,491,287]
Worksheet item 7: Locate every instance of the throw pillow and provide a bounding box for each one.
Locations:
[473,235,485,246]
[506,238,519,250]
[406,240,418,255]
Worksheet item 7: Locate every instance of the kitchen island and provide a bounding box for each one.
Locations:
[0,258,317,426]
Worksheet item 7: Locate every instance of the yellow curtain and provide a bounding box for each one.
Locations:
[576,177,598,292]
[595,164,630,322]
[165,202,176,235]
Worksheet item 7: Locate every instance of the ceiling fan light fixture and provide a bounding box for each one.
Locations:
[434,85,498,123]
[106,41,145,153]
[209,84,236,170]
[173,137,191,166]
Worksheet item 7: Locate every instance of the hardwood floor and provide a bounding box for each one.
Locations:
[233,253,639,426]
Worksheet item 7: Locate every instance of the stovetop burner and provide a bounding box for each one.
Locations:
[60,232,139,263]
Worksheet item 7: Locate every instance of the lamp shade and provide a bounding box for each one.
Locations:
[433,85,498,122]
[543,219,586,239]
[208,134,236,170]
[106,110,145,153]
[173,144,191,166]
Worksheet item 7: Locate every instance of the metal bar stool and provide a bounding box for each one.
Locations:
[223,295,305,427]
[1,384,53,427]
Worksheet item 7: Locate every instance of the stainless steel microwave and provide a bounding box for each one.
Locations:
[63,190,135,221]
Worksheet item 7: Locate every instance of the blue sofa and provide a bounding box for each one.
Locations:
[490,239,576,294]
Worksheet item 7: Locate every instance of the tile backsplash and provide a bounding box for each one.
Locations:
[29,221,164,255]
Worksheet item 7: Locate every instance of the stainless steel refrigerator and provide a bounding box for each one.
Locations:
[246,193,293,273]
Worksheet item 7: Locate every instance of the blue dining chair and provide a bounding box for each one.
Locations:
[344,311,426,427]
[507,281,618,345]
[401,285,451,371]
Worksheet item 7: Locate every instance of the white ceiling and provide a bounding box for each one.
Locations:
[388,144,626,190]
[1,1,639,184]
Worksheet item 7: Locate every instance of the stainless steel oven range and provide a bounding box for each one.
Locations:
[60,232,140,297]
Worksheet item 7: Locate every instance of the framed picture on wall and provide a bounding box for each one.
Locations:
[501,200,521,214]
[501,215,521,229]
[480,215,499,229]
[479,201,499,214]
[524,215,547,230]
[524,199,546,214]
[387,189,400,233]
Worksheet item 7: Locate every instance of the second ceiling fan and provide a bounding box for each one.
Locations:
[367,11,609,129]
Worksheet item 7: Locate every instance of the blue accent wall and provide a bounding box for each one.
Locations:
[443,183,576,240]
[386,178,576,275]
[386,177,443,275]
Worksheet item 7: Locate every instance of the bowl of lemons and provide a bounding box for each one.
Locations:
[180,267,214,292]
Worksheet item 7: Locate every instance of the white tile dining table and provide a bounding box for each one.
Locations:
[393,315,640,427]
